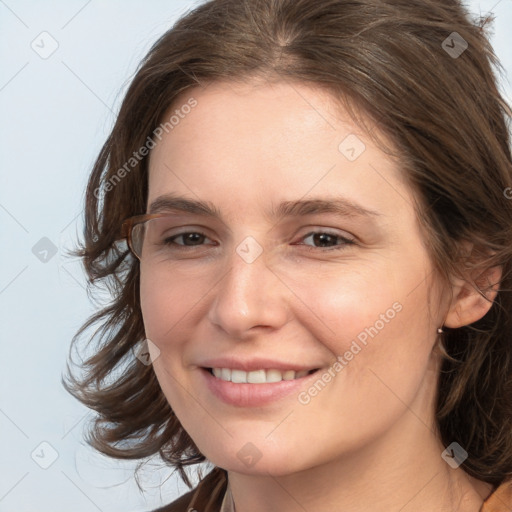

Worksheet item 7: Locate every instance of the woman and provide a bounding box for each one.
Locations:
[65,0,512,510]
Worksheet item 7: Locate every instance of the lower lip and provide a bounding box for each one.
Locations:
[200,368,321,407]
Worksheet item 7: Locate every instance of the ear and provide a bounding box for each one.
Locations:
[444,245,502,329]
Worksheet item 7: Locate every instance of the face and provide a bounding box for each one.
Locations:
[140,79,446,476]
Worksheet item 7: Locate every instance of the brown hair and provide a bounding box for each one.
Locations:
[64,0,512,488]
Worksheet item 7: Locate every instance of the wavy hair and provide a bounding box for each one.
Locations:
[64,0,512,488]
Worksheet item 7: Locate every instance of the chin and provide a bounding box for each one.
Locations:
[196,438,311,477]
[215,455,305,477]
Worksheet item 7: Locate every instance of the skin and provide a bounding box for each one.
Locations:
[141,79,499,511]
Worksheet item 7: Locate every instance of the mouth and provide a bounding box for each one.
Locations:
[204,367,320,383]
[200,365,326,407]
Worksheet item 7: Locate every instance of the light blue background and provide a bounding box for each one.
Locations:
[0,1,511,510]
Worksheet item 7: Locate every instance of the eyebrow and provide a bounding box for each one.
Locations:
[148,193,382,221]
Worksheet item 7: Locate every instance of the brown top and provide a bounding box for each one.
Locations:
[153,467,512,512]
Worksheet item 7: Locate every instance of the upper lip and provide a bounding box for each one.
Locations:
[199,357,322,372]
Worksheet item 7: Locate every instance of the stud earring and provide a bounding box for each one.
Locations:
[437,327,444,334]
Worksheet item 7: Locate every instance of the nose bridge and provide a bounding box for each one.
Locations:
[208,235,288,335]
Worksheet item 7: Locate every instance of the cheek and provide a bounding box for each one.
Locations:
[280,264,404,351]
[139,264,207,342]
[139,268,198,409]
[292,265,435,395]
[286,281,435,464]
[140,271,170,341]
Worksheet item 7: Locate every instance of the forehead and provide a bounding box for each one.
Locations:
[146,80,414,224]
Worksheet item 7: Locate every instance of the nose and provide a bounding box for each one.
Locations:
[207,239,291,338]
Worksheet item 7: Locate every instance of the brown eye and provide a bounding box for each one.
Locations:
[166,232,210,246]
[299,231,356,251]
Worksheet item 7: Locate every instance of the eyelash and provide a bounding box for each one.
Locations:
[164,230,356,252]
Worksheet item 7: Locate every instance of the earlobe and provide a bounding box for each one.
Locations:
[444,265,502,329]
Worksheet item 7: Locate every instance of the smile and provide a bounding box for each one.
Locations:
[201,366,323,407]
[208,367,318,383]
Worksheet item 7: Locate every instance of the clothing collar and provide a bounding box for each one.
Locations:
[219,481,235,512]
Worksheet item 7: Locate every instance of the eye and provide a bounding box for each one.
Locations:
[298,230,356,251]
[164,231,213,247]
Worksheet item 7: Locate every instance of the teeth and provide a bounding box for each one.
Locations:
[231,369,246,383]
[247,369,266,384]
[210,368,314,383]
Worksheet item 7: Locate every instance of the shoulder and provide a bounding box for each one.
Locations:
[481,478,512,511]
[150,467,228,512]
